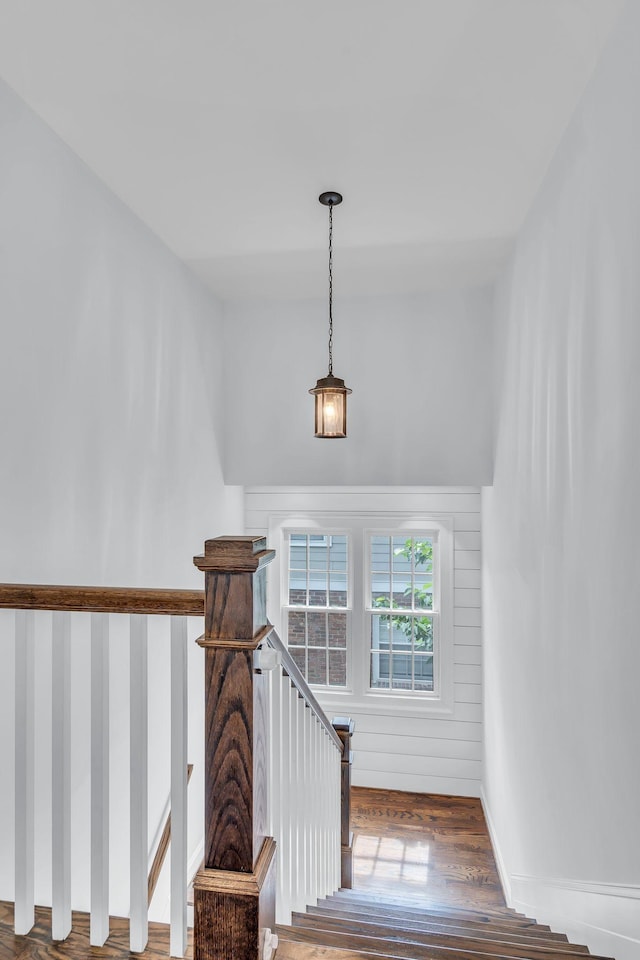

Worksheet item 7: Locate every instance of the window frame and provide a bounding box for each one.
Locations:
[269,512,455,716]
[281,527,354,691]
[365,528,440,697]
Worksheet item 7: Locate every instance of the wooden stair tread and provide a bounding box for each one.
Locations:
[276,940,393,960]
[327,894,540,929]
[337,889,524,917]
[301,908,578,950]
[278,925,607,960]
[316,899,560,939]
[289,914,590,960]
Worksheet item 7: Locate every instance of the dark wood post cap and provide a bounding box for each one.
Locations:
[193,535,275,573]
[332,717,355,736]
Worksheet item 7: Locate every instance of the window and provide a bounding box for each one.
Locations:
[284,533,349,687]
[369,535,435,693]
[274,516,453,710]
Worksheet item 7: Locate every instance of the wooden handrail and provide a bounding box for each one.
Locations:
[266,627,342,750]
[0,583,204,617]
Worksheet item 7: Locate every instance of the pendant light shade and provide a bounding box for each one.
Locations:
[309,191,352,438]
[310,374,352,439]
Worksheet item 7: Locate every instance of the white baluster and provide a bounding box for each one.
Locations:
[300,703,308,908]
[52,611,71,941]
[305,709,314,904]
[14,610,35,935]
[320,731,328,899]
[267,661,278,839]
[288,685,297,914]
[90,612,110,946]
[293,688,305,912]
[170,616,188,958]
[335,742,341,889]
[304,701,312,909]
[317,731,324,900]
[329,740,336,893]
[276,673,291,924]
[319,724,325,899]
[308,714,315,904]
[311,712,317,900]
[323,734,334,897]
[129,614,148,954]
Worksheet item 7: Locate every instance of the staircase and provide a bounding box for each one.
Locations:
[276,888,610,960]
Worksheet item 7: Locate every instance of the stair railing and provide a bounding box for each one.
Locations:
[0,582,203,957]
[192,535,353,960]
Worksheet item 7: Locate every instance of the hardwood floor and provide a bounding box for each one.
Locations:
[350,787,506,912]
[0,788,507,959]
[0,902,191,960]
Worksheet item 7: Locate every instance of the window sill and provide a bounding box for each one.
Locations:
[312,687,455,718]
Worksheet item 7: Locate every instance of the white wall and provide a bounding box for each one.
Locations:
[482,2,640,954]
[0,78,243,917]
[223,289,493,486]
[246,486,483,797]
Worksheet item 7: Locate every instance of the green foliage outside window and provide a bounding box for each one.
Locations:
[373,538,433,650]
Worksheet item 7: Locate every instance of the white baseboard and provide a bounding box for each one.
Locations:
[480,789,640,960]
[479,786,511,902]
[511,875,640,960]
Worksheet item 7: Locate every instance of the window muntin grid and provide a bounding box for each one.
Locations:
[368,535,437,694]
[286,533,349,688]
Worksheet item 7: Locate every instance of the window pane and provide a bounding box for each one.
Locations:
[329,536,348,571]
[413,574,433,610]
[371,614,392,650]
[309,542,328,569]
[390,616,413,651]
[328,613,347,648]
[390,653,413,689]
[370,536,390,571]
[289,571,307,605]
[372,614,415,651]
[414,538,434,573]
[308,570,328,606]
[307,611,327,646]
[289,550,307,570]
[308,648,327,685]
[329,572,347,607]
[288,611,306,646]
[392,537,412,572]
[370,651,390,689]
[391,574,411,608]
[414,654,434,686]
[289,647,306,675]
[371,570,391,608]
[328,650,346,686]
[414,616,433,652]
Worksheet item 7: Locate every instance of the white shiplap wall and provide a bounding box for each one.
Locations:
[245,487,483,798]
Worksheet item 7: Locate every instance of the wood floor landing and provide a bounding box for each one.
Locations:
[351,787,506,912]
[0,902,192,960]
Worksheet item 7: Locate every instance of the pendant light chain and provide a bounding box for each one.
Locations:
[328,202,334,376]
[310,190,351,438]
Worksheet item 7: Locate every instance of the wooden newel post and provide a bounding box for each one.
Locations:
[332,716,355,889]
[193,536,277,960]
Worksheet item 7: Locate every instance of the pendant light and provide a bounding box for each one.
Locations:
[309,191,352,438]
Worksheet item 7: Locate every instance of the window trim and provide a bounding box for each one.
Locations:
[268,511,455,717]
[364,528,439,697]
[282,528,353,690]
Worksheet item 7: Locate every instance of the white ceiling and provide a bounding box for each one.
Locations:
[0,0,625,299]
